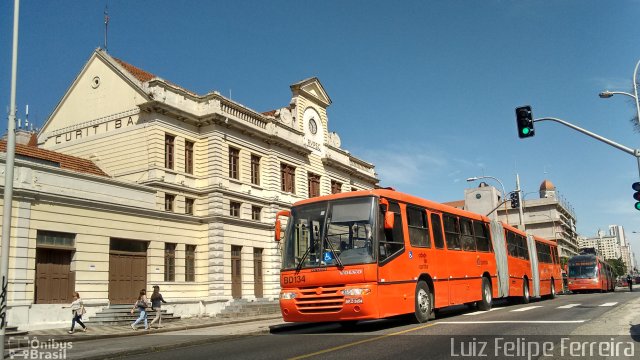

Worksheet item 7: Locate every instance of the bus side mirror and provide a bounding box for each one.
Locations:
[275,219,282,242]
[384,211,395,230]
[275,210,290,242]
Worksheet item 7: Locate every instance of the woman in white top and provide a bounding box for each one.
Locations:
[66,292,87,334]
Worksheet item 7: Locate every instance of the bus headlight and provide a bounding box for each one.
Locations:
[568,281,573,285]
[280,292,297,300]
[341,288,371,296]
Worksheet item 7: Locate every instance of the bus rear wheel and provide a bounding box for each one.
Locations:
[414,281,431,323]
[522,279,530,304]
[478,277,492,311]
[549,279,556,299]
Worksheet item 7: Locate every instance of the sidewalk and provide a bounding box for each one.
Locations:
[4,313,288,360]
[570,290,640,336]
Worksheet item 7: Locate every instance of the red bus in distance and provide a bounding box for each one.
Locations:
[567,253,615,293]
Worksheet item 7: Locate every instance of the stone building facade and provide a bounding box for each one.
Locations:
[1,48,378,329]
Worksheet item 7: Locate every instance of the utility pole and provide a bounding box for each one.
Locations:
[1,0,20,355]
[516,174,525,231]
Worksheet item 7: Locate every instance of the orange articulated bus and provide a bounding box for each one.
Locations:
[275,188,562,324]
[567,253,615,293]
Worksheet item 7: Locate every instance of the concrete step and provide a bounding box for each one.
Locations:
[92,309,171,316]
[85,304,180,326]
[216,300,279,320]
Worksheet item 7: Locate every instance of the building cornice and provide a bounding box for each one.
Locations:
[4,187,202,225]
[321,156,378,183]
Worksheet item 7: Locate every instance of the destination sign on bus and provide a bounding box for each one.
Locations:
[571,261,596,266]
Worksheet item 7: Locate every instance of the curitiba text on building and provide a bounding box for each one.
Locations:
[52,115,137,145]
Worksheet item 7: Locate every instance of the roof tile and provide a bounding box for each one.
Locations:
[0,141,109,177]
[113,57,155,82]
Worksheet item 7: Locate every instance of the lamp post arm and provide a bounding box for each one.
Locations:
[534,117,639,157]
[634,59,640,124]
[486,198,509,217]
[605,91,637,99]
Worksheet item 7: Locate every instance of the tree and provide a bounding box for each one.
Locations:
[606,258,627,277]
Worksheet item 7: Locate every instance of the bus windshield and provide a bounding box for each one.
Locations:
[568,261,597,278]
[282,196,376,270]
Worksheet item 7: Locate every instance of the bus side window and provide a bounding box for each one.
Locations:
[379,201,405,262]
[474,221,491,252]
[506,231,517,257]
[460,217,476,251]
[430,213,445,249]
[443,214,461,250]
[518,235,529,260]
[407,206,430,248]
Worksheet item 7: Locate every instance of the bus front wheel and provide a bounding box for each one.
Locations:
[414,281,431,323]
[549,279,556,299]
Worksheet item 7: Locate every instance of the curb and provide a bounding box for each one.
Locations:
[5,314,284,349]
[84,328,275,360]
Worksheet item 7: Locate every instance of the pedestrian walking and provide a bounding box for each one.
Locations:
[64,292,87,334]
[627,274,633,292]
[149,285,168,328]
[130,289,150,330]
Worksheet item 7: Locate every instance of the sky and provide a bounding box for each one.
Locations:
[1,1,639,263]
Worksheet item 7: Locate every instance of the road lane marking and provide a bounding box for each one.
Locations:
[599,302,618,307]
[557,304,580,309]
[511,306,542,312]
[463,308,504,316]
[288,322,438,360]
[437,320,588,324]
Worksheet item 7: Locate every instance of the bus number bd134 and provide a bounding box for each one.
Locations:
[283,275,306,284]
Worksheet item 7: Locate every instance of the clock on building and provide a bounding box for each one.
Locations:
[309,118,318,134]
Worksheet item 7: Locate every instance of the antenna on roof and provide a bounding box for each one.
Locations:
[24,104,29,130]
[229,89,232,99]
[104,4,109,52]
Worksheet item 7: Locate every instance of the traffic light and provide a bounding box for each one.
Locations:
[633,182,640,211]
[515,105,535,138]
[510,192,520,209]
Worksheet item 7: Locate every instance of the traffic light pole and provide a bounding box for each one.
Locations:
[516,174,525,230]
[533,117,640,180]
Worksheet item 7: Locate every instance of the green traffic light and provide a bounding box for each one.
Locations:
[521,128,530,135]
[635,202,640,211]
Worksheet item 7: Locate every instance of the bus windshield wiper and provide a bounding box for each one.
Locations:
[295,241,314,274]
[324,235,344,269]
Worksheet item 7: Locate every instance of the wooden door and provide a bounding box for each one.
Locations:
[35,248,75,304]
[109,253,147,304]
[232,246,242,299]
[253,248,263,298]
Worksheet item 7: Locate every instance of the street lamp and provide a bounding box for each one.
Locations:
[599,59,640,180]
[599,59,640,121]
[467,175,509,224]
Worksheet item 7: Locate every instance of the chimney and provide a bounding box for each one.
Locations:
[15,129,35,145]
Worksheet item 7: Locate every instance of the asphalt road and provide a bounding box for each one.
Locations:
[118,289,640,360]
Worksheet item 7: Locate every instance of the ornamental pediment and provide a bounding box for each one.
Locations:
[290,77,332,108]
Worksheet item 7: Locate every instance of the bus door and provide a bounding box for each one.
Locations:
[377,201,412,317]
[428,212,449,308]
